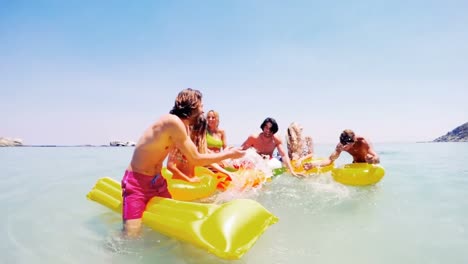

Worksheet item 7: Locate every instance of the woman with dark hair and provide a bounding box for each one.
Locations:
[241,117,299,177]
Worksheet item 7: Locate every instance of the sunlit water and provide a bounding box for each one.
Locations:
[1,143,467,264]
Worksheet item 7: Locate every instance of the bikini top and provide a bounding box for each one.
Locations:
[171,149,187,164]
[206,132,224,150]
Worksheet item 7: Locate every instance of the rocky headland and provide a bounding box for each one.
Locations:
[109,140,136,147]
[0,137,23,147]
[433,122,468,142]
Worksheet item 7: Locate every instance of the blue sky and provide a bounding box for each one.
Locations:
[1,0,467,145]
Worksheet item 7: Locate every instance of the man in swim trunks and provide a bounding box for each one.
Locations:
[240,117,299,177]
[303,129,380,170]
[122,88,245,237]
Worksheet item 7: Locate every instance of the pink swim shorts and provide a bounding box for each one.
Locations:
[121,170,172,220]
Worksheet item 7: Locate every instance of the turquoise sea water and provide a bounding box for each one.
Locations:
[1,143,467,264]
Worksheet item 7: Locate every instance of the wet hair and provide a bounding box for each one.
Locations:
[260,117,279,134]
[340,129,355,145]
[191,115,208,153]
[169,88,203,119]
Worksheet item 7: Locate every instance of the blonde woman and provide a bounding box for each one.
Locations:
[206,110,227,153]
[286,122,314,170]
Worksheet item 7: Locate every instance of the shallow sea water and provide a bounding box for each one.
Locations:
[1,143,467,264]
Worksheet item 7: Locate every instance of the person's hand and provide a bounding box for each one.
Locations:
[187,177,201,183]
[303,162,315,171]
[228,147,246,159]
[291,171,306,178]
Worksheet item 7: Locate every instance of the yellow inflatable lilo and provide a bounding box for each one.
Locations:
[332,163,385,186]
[87,177,279,260]
[160,166,220,201]
[292,157,334,175]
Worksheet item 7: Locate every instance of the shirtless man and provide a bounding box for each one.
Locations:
[303,129,380,170]
[121,88,245,237]
[241,117,299,177]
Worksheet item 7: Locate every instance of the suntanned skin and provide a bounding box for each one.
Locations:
[167,156,234,183]
[124,111,245,237]
[303,135,380,170]
[206,110,226,152]
[167,151,200,183]
[332,137,379,163]
[241,122,300,177]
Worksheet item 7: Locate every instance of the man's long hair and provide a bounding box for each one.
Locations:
[169,88,203,119]
[260,117,279,134]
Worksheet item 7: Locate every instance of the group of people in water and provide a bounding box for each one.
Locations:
[120,88,380,237]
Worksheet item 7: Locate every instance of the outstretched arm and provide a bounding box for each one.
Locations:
[329,143,343,162]
[167,153,200,183]
[276,139,302,177]
[303,143,342,170]
[171,120,245,165]
[296,153,314,165]
[209,162,234,180]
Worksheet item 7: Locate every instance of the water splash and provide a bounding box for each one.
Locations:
[213,148,280,203]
